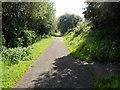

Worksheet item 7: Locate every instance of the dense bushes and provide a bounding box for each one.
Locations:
[1,37,54,88]
[5,26,37,47]
[2,33,52,66]
[21,27,37,47]
[2,47,32,65]
[64,23,120,62]
[63,2,120,62]
[2,2,56,48]
[2,2,56,67]
[1,2,56,71]
[83,2,120,35]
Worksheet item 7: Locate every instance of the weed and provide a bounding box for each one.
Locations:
[1,37,54,88]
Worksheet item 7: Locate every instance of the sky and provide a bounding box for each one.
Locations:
[51,0,87,18]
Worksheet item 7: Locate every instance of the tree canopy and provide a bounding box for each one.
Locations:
[58,13,82,34]
[2,2,56,48]
[83,2,120,34]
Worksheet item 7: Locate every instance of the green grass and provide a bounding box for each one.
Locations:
[54,32,61,35]
[63,23,120,62]
[63,23,120,88]
[94,75,120,88]
[1,37,54,88]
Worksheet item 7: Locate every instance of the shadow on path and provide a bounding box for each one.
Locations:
[31,54,94,88]
[31,55,120,88]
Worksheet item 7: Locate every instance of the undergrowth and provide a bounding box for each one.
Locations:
[2,47,32,65]
[64,23,120,62]
[63,23,120,88]
[1,37,54,88]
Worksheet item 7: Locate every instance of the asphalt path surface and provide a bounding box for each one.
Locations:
[14,37,120,88]
[14,37,94,88]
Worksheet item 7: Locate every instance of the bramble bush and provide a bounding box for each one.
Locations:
[2,47,32,65]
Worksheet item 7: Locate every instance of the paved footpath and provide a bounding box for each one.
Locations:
[14,37,94,88]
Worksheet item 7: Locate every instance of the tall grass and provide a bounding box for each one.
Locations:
[1,37,54,88]
[64,23,120,62]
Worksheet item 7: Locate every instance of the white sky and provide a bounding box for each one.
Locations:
[51,0,87,18]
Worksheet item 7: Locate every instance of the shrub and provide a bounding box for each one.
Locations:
[22,29,37,47]
[34,34,50,42]
[2,47,32,65]
[4,26,37,48]
[41,34,49,39]
[64,23,120,62]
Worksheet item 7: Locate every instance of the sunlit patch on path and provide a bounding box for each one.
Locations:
[14,37,94,88]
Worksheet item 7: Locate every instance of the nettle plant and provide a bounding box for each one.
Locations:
[2,47,32,65]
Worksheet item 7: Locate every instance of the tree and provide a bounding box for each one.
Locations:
[2,2,56,48]
[83,2,120,34]
[2,2,31,47]
[27,2,56,35]
[58,13,82,34]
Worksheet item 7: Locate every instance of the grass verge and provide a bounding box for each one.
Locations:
[2,37,54,88]
[94,75,120,88]
[63,23,120,62]
[63,23,120,88]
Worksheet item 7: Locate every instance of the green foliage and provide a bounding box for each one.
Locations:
[64,23,120,62]
[83,2,120,34]
[1,37,54,88]
[66,2,120,62]
[3,26,37,48]
[58,13,82,34]
[2,34,6,46]
[2,60,33,88]
[2,47,32,65]
[2,2,56,48]
[22,28,37,47]
[94,75,120,88]
[27,2,56,35]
